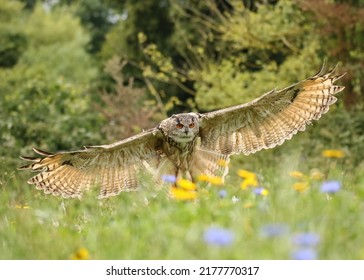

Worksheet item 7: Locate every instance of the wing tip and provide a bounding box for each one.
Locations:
[18,155,38,170]
[27,178,36,184]
[19,148,51,170]
[313,61,345,79]
[18,164,30,171]
[32,147,53,156]
[312,60,327,78]
[19,155,39,162]
[335,85,345,94]
[333,72,347,83]
[327,62,339,75]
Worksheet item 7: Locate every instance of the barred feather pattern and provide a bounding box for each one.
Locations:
[19,64,345,199]
[199,64,345,156]
[190,147,230,180]
[21,149,151,199]
[19,129,165,199]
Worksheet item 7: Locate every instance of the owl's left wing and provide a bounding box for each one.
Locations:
[19,128,165,199]
[199,64,345,156]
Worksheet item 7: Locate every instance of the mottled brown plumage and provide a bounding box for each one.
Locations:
[19,64,345,199]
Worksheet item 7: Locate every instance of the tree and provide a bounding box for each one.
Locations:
[139,0,323,111]
[0,0,27,67]
[0,2,103,164]
[298,0,364,108]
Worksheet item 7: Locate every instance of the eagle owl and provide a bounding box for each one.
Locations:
[19,64,345,199]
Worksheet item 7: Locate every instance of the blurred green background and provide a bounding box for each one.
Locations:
[1,0,364,260]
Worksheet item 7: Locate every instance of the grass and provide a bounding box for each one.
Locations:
[1,136,364,260]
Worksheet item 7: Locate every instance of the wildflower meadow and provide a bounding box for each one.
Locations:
[1,137,364,260]
[1,0,364,263]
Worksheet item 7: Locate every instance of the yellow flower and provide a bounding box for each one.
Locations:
[261,189,269,196]
[253,187,269,196]
[237,169,256,179]
[208,176,224,185]
[15,204,31,209]
[197,174,209,182]
[322,149,345,159]
[240,177,258,189]
[292,182,309,192]
[70,248,90,260]
[238,169,259,189]
[197,174,223,185]
[176,179,197,191]
[217,159,229,167]
[170,187,197,201]
[310,169,324,180]
[289,171,305,179]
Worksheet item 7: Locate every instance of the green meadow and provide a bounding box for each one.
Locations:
[1,133,364,260]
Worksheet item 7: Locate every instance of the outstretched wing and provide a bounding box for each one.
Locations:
[19,128,164,199]
[199,64,345,156]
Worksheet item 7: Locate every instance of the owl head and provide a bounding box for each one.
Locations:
[158,112,200,143]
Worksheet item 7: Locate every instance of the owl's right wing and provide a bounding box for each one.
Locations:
[19,128,165,199]
[198,64,345,156]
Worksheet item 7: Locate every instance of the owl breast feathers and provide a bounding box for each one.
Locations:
[19,64,345,199]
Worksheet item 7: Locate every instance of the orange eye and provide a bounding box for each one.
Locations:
[189,123,195,128]
[176,123,184,129]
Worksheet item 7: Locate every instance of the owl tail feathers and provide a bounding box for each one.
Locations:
[190,147,230,183]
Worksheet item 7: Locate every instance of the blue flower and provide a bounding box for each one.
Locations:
[253,187,269,196]
[292,248,317,260]
[320,180,341,193]
[260,224,289,238]
[161,174,177,183]
[292,233,320,247]
[203,227,234,246]
[218,189,227,199]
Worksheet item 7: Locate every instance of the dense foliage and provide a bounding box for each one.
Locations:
[1,0,363,162]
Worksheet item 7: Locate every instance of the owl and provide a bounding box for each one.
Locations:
[19,64,345,199]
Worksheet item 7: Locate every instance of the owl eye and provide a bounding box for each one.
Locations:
[189,123,195,128]
[176,123,184,129]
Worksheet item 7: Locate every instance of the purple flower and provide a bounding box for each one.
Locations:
[292,233,320,247]
[260,224,289,238]
[292,248,317,260]
[320,180,341,193]
[203,227,234,246]
[161,174,177,184]
[218,189,227,199]
[253,187,269,196]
